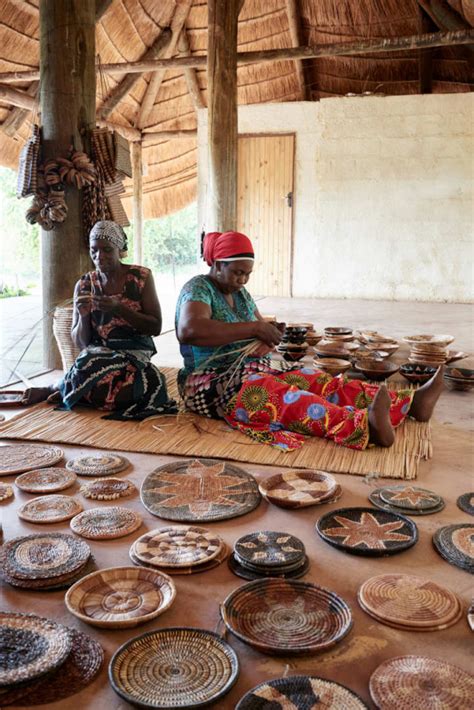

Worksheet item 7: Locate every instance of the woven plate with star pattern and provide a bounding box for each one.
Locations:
[432,523,474,574]
[457,492,474,516]
[140,458,261,522]
[369,656,474,709]
[368,489,445,516]
[316,507,418,557]
[236,675,368,709]
[379,485,442,511]
[234,531,305,569]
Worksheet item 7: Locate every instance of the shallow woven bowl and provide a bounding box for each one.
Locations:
[109,627,239,708]
[313,358,351,376]
[354,360,399,381]
[65,566,176,628]
[400,363,437,384]
[259,469,338,510]
[221,578,352,655]
[366,341,399,355]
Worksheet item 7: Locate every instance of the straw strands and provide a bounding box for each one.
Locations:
[0,367,432,480]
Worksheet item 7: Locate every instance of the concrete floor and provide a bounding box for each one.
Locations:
[0,296,473,709]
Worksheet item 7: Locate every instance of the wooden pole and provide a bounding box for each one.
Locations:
[132,141,143,264]
[0,29,473,83]
[285,0,309,100]
[419,7,436,93]
[178,29,205,109]
[207,0,240,231]
[0,84,37,110]
[142,129,197,140]
[40,0,96,369]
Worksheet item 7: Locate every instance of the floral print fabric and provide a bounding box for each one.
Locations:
[225,368,414,451]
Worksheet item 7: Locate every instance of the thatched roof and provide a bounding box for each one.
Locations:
[0,0,472,218]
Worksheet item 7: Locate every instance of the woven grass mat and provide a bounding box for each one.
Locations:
[0,368,432,480]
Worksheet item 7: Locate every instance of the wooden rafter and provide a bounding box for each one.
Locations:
[285,0,308,100]
[98,28,173,119]
[178,28,205,109]
[142,129,197,140]
[0,84,36,110]
[0,29,472,84]
[135,0,193,129]
[417,0,474,68]
[418,6,437,94]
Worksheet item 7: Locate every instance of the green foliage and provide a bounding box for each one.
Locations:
[124,202,199,272]
[0,284,29,298]
[0,167,40,282]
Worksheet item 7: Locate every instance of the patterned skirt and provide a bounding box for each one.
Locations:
[59,346,178,421]
[224,367,414,451]
[177,359,289,419]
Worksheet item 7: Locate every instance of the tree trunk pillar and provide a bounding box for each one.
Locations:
[207,0,240,231]
[39,0,96,369]
[132,140,143,264]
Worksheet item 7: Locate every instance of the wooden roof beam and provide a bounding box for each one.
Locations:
[142,129,197,140]
[0,84,37,110]
[135,0,193,129]
[0,29,472,84]
[178,28,205,110]
[417,0,474,68]
[1,81,38,136]
[285,0,309,100]
[98,27,173,119]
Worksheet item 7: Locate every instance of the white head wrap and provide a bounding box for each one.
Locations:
[89,221,127,251]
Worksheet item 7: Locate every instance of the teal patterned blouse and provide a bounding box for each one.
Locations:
[175,274,258,373]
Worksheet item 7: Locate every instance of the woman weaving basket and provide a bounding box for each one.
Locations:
[176,230,444,451]
[22,221,177,420]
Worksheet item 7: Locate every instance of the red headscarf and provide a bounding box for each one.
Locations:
[202,231,254,266]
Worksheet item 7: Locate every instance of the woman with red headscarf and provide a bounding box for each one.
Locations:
[175,231,444,451]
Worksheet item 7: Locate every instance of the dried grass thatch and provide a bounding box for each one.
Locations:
[0,0,471,218]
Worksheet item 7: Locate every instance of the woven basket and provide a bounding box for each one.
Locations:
[53,306,79,372]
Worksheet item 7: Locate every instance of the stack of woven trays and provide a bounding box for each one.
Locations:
[358,573,463,631]
[368,484,445,516]
[403,333,454,366]
[0,532,92,590]
[0,611,103,706]
[130,525,228,575]
[229,530,309,580]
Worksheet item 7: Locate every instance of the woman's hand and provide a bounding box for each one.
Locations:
[253,321,283,347]
[75,294,92,317]
[90,295,121,314]
[249,340,274,357]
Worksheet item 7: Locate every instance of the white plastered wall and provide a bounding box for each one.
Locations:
[197,93,473,302]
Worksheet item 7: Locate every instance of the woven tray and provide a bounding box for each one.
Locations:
[358,574,461,630]
[65,566,176,629]
[0,482,13,501]
[80,477,136,500]
[141,458,261,522]
[0,612,71,688]
[379,485,441,510]
[109,627,239,708]
[258,469,338,509]
[132,526,225,568]
[369,655,474,709]
[0,629,103,706]
[130,543,228,576]
[1,556,96,592]
[432,523,474,573]
[316,507,418,557]
[228,552,310,581]
[18,494,83,524]
[368,489,445,516]
[457,492,474,516]
[70,506,142,539]
[234,531,305,569]
[0,444,64,476]
[221,578,352,655]
[66,453,130,476]
[15,467,77,494]
[1,532,91,581]
[236,675,368,709]
[0,390,24,407]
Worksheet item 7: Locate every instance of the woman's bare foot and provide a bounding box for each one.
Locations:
[408,366,445,422]
[21,386,55,405]
[368,385,395,447]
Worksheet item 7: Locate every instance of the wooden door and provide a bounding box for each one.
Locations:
[237,134,294,296]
